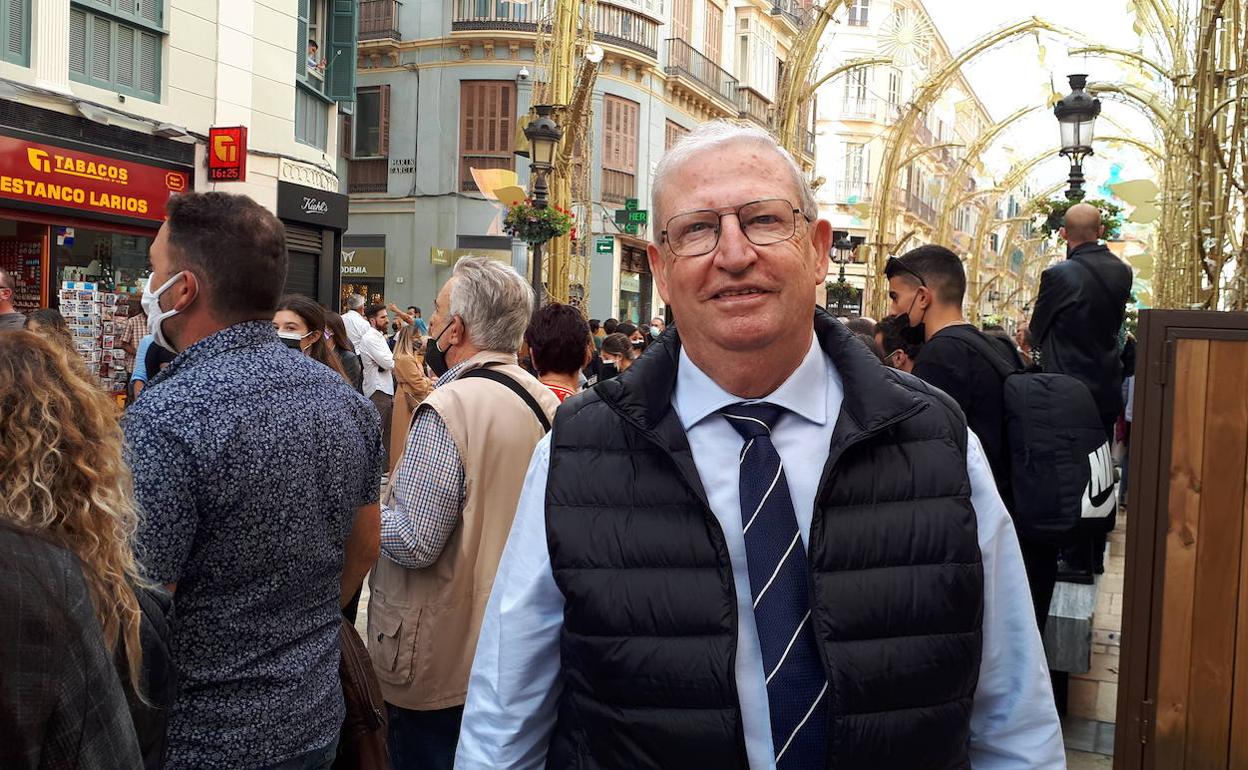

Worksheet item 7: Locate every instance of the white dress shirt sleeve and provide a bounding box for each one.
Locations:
[358,329,395,372]
[456,435,564,770]
[965,430,1066,769]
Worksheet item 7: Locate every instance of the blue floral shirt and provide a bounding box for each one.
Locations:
[123,321,384,769]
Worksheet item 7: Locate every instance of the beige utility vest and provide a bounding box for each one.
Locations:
[366,351,559,710]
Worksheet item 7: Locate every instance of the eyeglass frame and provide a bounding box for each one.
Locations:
[884,255,927,287]
[659,198,811,257]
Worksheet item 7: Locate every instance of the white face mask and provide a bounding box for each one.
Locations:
[142,272,187,353]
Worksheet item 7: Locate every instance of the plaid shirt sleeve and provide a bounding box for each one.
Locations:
[379,405,467,569]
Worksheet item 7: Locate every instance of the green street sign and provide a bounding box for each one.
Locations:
[595,236,614,254]
[625,198,639,211]
[627,210,648,224]
[623,222,639,235]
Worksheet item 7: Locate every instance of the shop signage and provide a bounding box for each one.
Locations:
[278,158,338,192]
[276,181,348,230]
[341,247,385,277]
[390,158,415,175]
[594,235,614,254]
[207,126,248,181]
[0,133,189,225]
[614,197,648,236]
[430,247,511,266]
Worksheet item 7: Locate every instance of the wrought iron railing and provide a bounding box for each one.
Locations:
[769,0,807,26]
[737,87,773,128]
[359,0,400,40]
[348,158,388,194]
[905,190,936,223]
[665,38,738,109]
[452,0,534,30]
[840,97,877,120]
[832,180,873,202]
[593,3,658,57]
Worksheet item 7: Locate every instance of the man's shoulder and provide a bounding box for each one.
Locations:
[881,366,970,446]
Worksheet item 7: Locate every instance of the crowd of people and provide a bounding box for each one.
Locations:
[0,120,1137,770]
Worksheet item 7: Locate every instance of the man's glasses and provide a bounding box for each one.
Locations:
[884,256,926,287]
[661,199,808,258]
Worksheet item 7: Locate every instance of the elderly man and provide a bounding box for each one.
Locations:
[456,122,1062,769]
[366,257,559,770]
[1030,203,1133,581]
[342,293,370,350]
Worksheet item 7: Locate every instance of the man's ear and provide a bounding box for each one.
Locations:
[1058,226,1068,242]
[172,271,200,313]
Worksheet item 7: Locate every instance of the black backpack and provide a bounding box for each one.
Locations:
[940,326,1117,544]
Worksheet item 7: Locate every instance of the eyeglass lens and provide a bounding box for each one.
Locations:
[664,199,798,257]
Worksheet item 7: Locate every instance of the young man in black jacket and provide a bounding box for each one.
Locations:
[887,245,1057,632]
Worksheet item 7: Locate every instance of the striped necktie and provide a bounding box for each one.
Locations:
[720,402,828,769]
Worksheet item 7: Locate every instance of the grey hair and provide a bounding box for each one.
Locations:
[651,121,817,244]
[346,294,366,311]
[449,256,534,354]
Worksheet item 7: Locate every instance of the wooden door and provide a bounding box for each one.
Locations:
[1117,310,1248,769]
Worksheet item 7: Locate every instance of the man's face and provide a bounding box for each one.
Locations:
[371,310,389,331]
[648,143,830,360]
[408,307,420,319]
[147,222,200,348]
[887,275,927,329]
[652,318,665,333]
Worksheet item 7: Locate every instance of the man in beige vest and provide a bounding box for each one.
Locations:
[367,256,559,770]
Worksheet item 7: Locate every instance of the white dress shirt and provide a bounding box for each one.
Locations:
[456,337,1064,769]
[357,326,395,398]
[343,309,371,352]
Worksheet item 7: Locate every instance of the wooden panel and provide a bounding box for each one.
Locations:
[1231,441,1248,767]
[705,1,722,65]
[1153,339,1210,767]
[1184,340,1248,768]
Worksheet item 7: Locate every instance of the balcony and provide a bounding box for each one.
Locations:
[592,3,658,58]
[348,158,388,194]
[359,0,400,40]
[905,190,936,224]
[460,155,513,193]
[738,87,773,129]
[602,168,636,207]
[831,181,873,202]
[665,38,738,115]
[840,97,877,121]
[769,0,807,28]
[452,0,535,30]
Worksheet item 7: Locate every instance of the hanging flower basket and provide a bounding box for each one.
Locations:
[504,200,575,244]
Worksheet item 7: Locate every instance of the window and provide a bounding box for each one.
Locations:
[298,0,356,103]
[352,85,390,158]
[844,143,866,185]
[602,95,639,205]
[1,0,29,65]
[844,67,867,109]
[295,85,328,150]
[665,119,688,150]
[459,80,515,192]
[705,1,722,65]
[671,0,691,40]
[887,67,901,108]
[848,0,869,26]
[69,3,162,101]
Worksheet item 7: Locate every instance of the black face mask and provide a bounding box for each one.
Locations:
[599,362,619,381]
[897,290,927,346]
[424,319,454,377]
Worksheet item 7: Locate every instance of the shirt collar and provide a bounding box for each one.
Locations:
[435,360,472,388]
[156,321,276,380]
[673,335,828,431]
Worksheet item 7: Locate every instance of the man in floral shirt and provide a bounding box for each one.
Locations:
[124,191,383,770]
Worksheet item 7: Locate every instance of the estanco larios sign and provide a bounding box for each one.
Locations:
[0,133,189,225]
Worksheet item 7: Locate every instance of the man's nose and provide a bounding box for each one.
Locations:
[713,214,758,273]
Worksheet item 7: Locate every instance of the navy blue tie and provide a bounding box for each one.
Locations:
[721,403,828,769]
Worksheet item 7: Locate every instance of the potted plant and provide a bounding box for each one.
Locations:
[503,200,575,244]
[1032,198,1124,241]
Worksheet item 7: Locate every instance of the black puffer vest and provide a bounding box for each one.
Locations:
[544,311,983,770]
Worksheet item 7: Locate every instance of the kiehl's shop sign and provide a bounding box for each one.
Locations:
[0,134,189,224]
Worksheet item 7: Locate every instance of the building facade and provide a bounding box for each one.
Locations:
[813,0,995,317]
[344,0,815,321]
[0,0,357,313]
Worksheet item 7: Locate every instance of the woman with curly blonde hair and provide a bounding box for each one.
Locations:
[0,330,174,769]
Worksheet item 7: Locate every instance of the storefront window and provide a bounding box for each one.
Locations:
[619,270,641,324]
[52,226,151,296]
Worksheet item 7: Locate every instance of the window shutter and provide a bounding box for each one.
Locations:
[137,0,159,26]
[116,25,134,87]
[623,99,637,173]
[341,112,353,158]
[4,0,28,63]
[137,30,158,94]
[326,0,357,102]
[296,0,308,79]
[378,83,390,157]
[91,15,110,81]
[69,7,86,75]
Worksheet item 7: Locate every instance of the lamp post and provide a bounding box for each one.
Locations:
[828,233,862,317]
[522,104,563,302]
[1054,74,1101,202]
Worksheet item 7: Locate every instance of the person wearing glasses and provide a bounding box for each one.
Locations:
[455,121,1062,769]
[0,267,25,330]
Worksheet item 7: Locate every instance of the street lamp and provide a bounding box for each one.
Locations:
[1054,74,1101,202]
[522,104,563,301]
[828,233,862,317]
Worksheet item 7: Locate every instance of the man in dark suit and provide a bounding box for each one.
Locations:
[1030,202,1133,577]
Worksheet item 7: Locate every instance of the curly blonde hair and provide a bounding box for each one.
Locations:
[0,330,145,693]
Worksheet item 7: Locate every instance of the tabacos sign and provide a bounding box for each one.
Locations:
[0,133,188,224]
